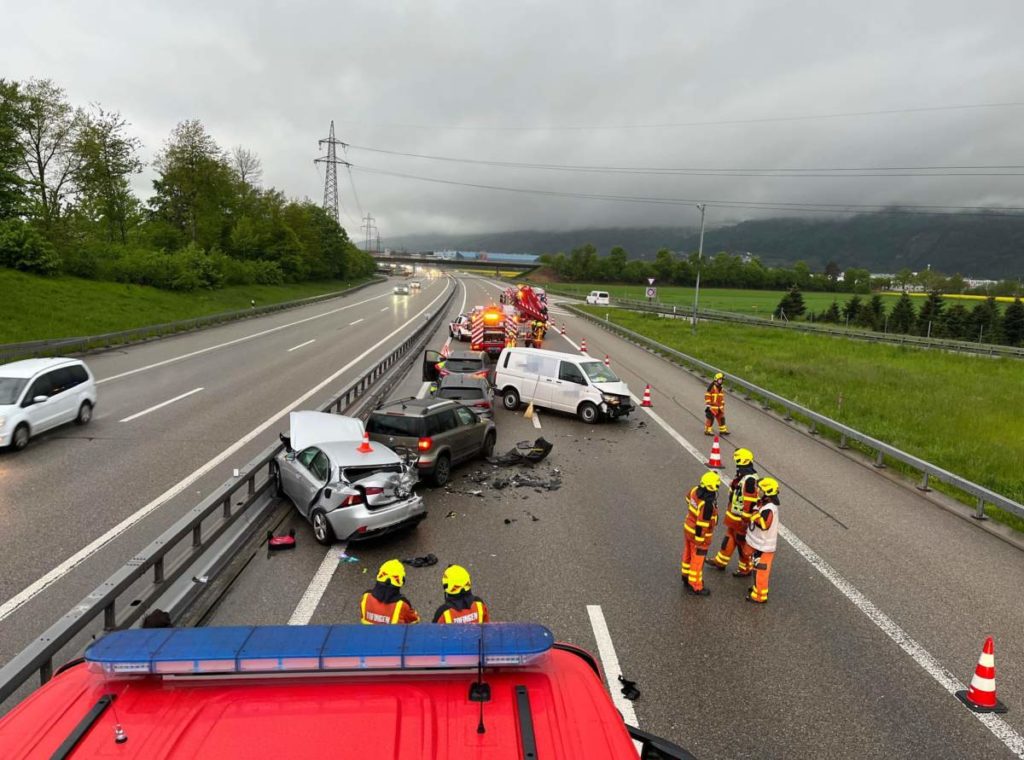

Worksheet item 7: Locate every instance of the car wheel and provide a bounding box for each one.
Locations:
[481,432,496,459]
[311,509,336,546]
[432,453,451,487]
[269,461,284,497]
[11,424,29,451]
[74,401,93,425]
[579,401,599,424]
[502,388,520,411]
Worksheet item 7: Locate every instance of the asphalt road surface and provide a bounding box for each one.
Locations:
[4,274,1023,758]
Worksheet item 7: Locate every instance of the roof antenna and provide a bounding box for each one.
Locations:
[468,631,491,734]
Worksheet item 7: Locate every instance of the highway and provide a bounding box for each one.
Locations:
[3,273,1023,758]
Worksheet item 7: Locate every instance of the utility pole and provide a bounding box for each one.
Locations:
[314,120,349,224]
[376,232,382,254]
[691,203,707,335]
[361,213,377,252]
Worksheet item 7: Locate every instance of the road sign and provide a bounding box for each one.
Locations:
[646,287,657,299]
[647,278,656,285]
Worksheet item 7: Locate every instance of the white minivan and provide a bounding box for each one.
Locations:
[494,347,633,423]
[0,358,97,451]
[585,290,610,305]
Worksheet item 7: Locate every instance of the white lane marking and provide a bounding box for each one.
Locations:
[417,381,432,399]
[587,604,642,749]
[0,286,453,625]
[96,292,389,385]
[119,387,204,423]
[349,318,364,326]
[532,410,542,429]
[287,339,316,352]
[289,544,346,625]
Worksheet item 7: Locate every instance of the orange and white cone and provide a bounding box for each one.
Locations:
[560,323,566,335]
[956,637,1007,713]
[356,431,374,454]
[640,385,653,407]
[603,354,611,367]
[706,436,723,469]
[581,338,588,353]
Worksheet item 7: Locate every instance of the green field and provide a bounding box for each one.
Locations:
[0,269,375,344]
[578,306,1024,525]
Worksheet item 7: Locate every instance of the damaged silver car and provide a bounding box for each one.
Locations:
[270,411,424,545]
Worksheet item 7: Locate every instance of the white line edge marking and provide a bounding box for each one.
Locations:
[0,285,453,625]
[349,318,364,326]
[289,543,346,626]
[381,306,389,311]
[119,387,204,423]
[587,604,642,752]
[565,312,1024,758]
[417,381,432,399]
[96,291,389,385]
[532,410,542,429]
[287,339,316,352]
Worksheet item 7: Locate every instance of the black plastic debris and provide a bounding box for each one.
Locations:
[445,511,457,519]
[526,511,540,522]
[618,675,641,701]
[490,437,553,466]
[403,553,438,568]
[142,609,172,629]
[504,518,516,525]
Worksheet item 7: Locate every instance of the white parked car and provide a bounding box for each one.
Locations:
[585,290,610,305]
[0,358,97,451]
[494,347,633,424]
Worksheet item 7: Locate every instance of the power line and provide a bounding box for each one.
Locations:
[336,100,1024,132]
[314,120,350,224]
[346,144,1024,178]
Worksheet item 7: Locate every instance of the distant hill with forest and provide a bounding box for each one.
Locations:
[387,213,1024,278]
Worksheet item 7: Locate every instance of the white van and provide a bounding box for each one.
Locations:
[0,358,97,451]
[585,290,610,305]
[494,347,633,423]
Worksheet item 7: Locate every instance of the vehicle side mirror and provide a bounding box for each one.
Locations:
[33,395,48,404]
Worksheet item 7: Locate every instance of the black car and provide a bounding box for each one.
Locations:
[423,349,493,385]
[431,373,495,420]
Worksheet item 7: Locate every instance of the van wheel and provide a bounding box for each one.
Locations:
[578,402,599,424]
[432,454,452,487]
[75,401,93,425]
[11,424,30,451]
[311,509,336,545]
[502,388,520,411]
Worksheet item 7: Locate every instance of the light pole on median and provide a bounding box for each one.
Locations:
[691,203,706,335]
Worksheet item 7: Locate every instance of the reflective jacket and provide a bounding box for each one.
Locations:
[684,486,718,546]
[726,467,759,527]
[359,582,420,625]
[433,592,491,624]
[704,381,725,411]
[746,498,780,553]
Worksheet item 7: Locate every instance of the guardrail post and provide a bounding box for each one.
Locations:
[154,557,164,584]
[40,659,53,685]
[917,472,932,492]
[973,498,988,521]
[192,524,202,548]
[874,450,885,469]
[103,601,116,631]
[838,433,848,450]
[247,475,256,499]
[222,496,232,519]
[809,422,818,436]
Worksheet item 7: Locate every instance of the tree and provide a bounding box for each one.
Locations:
[15,79,83,225]
[0,80,27,220]
[858,294,886,330]
[841,295,862,326]
[889,292,916,334]
[916,291,945,337]
[968,297,1002,343]
[1002,298,1024,346]
[895,268,914,290]
[603,245,627,280]
[231,146,262,188]
[821,300,841,323]
[72,106,143,242]
[942,303,970,340]
[843,267,872,294]
[652,248,674,283]
[824,260,841,287]
[775,285,806,319]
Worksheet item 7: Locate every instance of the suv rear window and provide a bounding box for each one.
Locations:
[445,358,484,372]
[438,387,485,401]
[366,413,425,437]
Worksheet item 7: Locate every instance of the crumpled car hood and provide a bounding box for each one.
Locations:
[289,411,364,451]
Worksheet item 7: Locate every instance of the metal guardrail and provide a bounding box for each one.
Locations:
[0,277,386,363]
[0,281,457,705]
[541,286,1024,358]
[565,303,1024,522]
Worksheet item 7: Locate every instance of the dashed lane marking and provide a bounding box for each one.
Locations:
[287,339,316,352]
[119,387,204,423]
[587,604,642,750]
[289,543,347,625]
[349,318,364,326]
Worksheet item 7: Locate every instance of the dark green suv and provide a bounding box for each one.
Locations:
[365,398,497,486]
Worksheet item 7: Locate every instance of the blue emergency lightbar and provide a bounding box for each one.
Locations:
[85,623,554,676]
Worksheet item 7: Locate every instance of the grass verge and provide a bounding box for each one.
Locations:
[0,269,375,344]
[577,306,1024,530]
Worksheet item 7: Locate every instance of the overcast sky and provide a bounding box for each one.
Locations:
[4,1,1024,239]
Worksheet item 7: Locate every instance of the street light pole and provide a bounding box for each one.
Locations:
[691,203,706,335]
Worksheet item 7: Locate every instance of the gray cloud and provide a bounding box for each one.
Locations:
[4,0,1023,238]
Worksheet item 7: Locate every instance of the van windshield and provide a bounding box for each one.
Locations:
[579,361,620,384]
[0,378,27,405]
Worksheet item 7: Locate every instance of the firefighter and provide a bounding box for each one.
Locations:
[745,478,781,604]
[432,565,491,624]
[704,372,728,435]
[359,559,421,624]
[682,471,721,596]
[709,447,758,575]
[532,319,546,348]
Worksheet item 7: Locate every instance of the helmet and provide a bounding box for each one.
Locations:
[734,448,754,466]
[714,372,724,382]
[376,559,406,587]
[699,471,722,491]
[442,564,472,595]
[758,477,780,497]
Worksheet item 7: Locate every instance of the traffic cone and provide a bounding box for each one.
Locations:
[956,637,1008,713]
[356,431,374,453]
[641,385,653,407]
[706,436,723,469]
[581,338,588,353]
[603,354,611,367]
[560,323,566,335]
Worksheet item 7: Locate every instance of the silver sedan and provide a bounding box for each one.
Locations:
[271,412,424,544]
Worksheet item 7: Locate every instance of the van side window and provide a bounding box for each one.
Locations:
[559,361,587,385]
[67,365,88,385]
[503,352,511,368]
[48,368,75,395]
[24,374,55,405]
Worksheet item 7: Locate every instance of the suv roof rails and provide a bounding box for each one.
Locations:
[376,395,418,410]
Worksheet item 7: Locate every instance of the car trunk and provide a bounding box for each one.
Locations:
[342,464,416,510]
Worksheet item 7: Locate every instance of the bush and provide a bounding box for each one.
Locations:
[0,220,61,275]
[223,257,285,286]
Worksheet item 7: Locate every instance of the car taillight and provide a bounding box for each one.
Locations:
[418,437,433,452]
[364,487,384,496]
[474,401,491,409]
[340,494,363,507]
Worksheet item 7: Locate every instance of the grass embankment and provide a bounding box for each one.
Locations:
[579,307,1024,528]
[0,268,375,344]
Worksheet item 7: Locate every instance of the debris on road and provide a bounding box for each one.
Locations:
[338,551,359,563]
[403,553,438,568]
[526,511,540,522]
[504,518,516,525]
[491,471,562,491]
[445,510,458,519]
[490,437,554,466]
[618,675,641,701]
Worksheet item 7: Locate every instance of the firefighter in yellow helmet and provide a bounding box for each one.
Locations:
[745,478,781,604]
[704,372,728,436]
[359,559,420,624]
[709,448,758,576]
[682,471,721,596]
[432,565,491,624]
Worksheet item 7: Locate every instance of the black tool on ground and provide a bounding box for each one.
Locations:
[618,674,641,701]
[403,553,438,568]
[267,528,296,551]
[490,437,553,466]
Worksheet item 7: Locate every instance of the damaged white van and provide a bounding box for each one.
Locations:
[494,347,633,424]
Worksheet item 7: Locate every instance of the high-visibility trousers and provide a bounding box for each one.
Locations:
[681,534,710,591]
[712,522,753,574]
[749,551,775,603]
[705,407,726,431]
